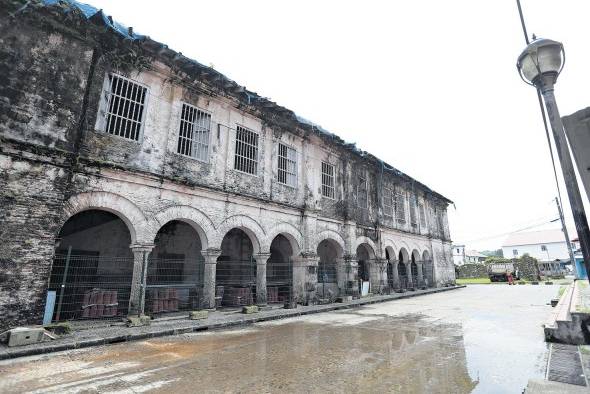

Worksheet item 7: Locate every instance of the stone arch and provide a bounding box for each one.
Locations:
[398,247,410,264]
[422,250,431,261]
[411,249,421,262]
[150,205,215,249]
[61,191,149,244]
[314,229,346,253]
[382,238,399,260]
[353,236,378,259]
[264,222,303,256]
[214,214,265,253]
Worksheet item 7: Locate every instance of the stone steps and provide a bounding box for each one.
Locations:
[545,281,590,345]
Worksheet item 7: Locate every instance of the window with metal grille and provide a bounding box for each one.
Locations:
[321,162,335,198]
[383,187,393,217]
[177,103,211,161]
[103,73,147,141]
[410,196,418,226]
[357,177,368,208]
[419,202,427,228]
[234,126,259,175]
[395,191,406,223]
[278,143,297,187]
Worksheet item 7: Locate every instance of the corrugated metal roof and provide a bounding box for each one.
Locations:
[502,229,576,247]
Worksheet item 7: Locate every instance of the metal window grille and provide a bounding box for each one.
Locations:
[410,196,418,226]
[419,202,426,228]
[278,143,297,186]
[383,187,393,217]
[104,73,147,141]
[357,177,368,208]
[395,191,406,223]
[321,162,335,198]
[234,126,259,175]
[177,103,211,161]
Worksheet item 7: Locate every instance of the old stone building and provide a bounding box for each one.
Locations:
[0,0,455,330]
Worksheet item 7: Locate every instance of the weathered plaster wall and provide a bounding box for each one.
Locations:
[0,3,455,329]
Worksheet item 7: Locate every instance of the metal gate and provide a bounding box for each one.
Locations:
[215,258,257,307]
[145,256,204,315]
[423,261,434,288]
[48,251,134,321]
[266,258,293,304]
[317,260,338,301]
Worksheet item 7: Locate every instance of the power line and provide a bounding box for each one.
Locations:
[459,218,559,244]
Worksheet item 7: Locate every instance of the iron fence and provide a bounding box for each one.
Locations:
[215,259,257,307]
[145,257,204,314]
[48,253,134,322]
[267,259,293,304]
[317,260,338,301]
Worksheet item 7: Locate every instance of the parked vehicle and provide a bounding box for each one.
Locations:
[488,263,520,282]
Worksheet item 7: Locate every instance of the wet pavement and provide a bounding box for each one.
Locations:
[0,285,557,393]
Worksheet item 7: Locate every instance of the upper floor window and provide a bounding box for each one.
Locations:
[513,249,518,256]
[278,143,297,187]
[410,196,418,226]
[383,187,393,217]
[395,191,406,223]
[102,73,147,141]
[419,202,426,228]
[541,245,547,251]
[177,103,211,162]
[234,125,259,175]
[357,177,368,208]
[321,162,335,199]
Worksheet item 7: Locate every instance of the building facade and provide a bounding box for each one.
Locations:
[0,1,455,330]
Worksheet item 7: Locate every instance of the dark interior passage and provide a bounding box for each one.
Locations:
[147,220,204,314]
[216,228,256,307]
[49,210,134,321]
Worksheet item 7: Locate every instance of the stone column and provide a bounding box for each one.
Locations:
[254,252,271,306]
[417,262,424,288]
[129,244,154,316]
[201,248,222,309]
[371,259,386,294]
[342,254,358,297]
[293,252,319,305]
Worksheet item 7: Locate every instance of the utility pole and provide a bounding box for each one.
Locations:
[555,197,576,268]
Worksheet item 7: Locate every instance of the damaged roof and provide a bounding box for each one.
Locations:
[28,0,452,204]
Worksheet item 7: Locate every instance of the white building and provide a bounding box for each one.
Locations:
[452,245,486,266]
[502,229,576,275]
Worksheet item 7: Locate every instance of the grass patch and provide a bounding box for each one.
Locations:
[557,286,566,298]
[456,278,491,285]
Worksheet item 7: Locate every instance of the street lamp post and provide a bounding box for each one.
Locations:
[517,38,590,278]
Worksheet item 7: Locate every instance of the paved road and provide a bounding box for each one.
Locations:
[0,285,557,393]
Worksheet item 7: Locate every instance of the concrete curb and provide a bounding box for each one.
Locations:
[0,285,464,361]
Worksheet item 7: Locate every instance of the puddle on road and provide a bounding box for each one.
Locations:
[0,286,553,393]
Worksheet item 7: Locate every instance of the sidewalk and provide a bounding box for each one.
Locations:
[0,285,464,361]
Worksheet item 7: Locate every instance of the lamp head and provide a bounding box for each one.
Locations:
[517,38,565,89]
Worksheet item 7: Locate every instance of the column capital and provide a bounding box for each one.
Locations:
[130,244,155,253]
[343,254,357,262]
[254,252,272,264]
[201,248,222,259]
[300,251,318,260]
